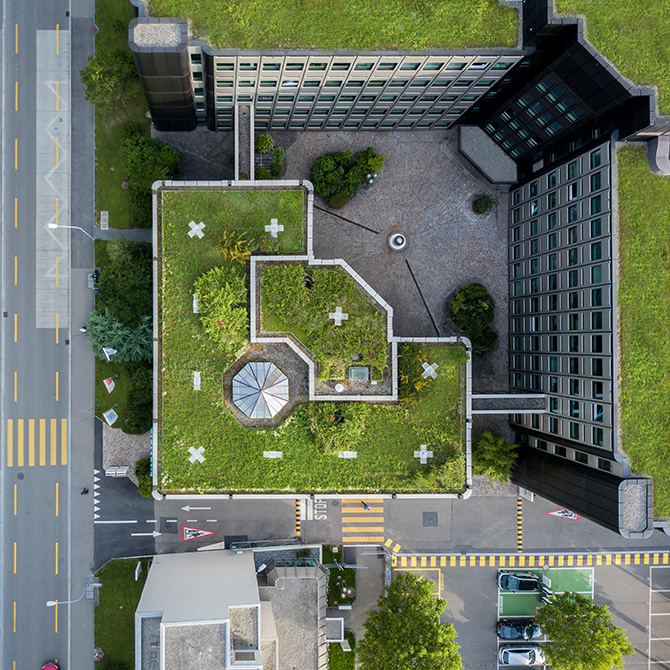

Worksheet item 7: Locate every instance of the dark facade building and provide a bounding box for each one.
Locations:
[130,0,670,536]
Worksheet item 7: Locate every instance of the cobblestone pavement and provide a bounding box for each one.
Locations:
[102,423,152,485]
[152,127,511,395]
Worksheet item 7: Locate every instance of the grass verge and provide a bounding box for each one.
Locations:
[329,630,356,670]
[94,558,150,669]
[147,0,517,49]
[94,0,150,229]
[322,545,356,607]
[617,146,670,516]
[556,0,670,115]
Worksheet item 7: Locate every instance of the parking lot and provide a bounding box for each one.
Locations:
[396,557,668,669]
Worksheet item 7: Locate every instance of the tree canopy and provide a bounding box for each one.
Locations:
[80,49,137,108]
[448,282,498,356]
[88,309,153,363]
[535,592,634,670]
[472,431,519,483]
[357,572,462,670]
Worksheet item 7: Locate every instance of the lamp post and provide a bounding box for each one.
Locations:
[47,222,94,240]
[46,578,101,607]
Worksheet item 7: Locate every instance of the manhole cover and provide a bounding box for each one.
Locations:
[332,500,339,506]
[17,472,24,480]
[423,512,438,527]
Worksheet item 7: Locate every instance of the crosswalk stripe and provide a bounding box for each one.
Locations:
[341,507,384,513]
[28,419,35,466]
[17,419,24,467]
[40,419,46,465]
[50,419,57,465]
[7,419,13,467]
[342,536,384,543]
[342,526,384,533]
[61,418,67,465]
[343,516,384,523]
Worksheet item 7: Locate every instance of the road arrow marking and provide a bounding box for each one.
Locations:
[181,505,212,512]
[131,530,162,537]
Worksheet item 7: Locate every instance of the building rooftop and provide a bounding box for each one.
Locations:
[146,0,518,50]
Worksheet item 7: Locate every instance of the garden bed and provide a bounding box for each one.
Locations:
[323,545,356,607]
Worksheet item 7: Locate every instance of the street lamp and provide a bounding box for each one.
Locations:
[46,579,102,607]
[47,222,94,240]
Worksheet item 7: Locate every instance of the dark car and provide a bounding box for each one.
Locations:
[498,570,540,592]
[497,618,542,640]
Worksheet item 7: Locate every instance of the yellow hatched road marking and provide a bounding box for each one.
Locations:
[17,419,24,467]
[518,556,525,567]
[343,516,384,523]
[644,554,650,565]
[606,554,612,565]
[7,420,13,467]
[615,554,622,565]
[508,556,515,567]
[393,543,401,553]
[421,556,427,567]
[61,419,67,465]
[450,556,456,567]
[342,536,384,543]
[469,556,476,567]
[411,556,417,567]
[50,419,57,465]
[430,556,437,567]
[557,555,564,567]
[528,556,535,567]
[459,556,466,567]
[479,556,485,567]
[342,526,384,533]
[440,557,446,567]
[28,419,35,466]
[400,556,407,567]
[654,554,660,564]
[489,556,496,566]
[385,538,393,547]
[587,555,593,566]
[567,555,574,566]
[499,556,506,567]
[40,419,46,465]
[664,554,668,564]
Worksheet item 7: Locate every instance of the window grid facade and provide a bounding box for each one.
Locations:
[187,51,523,131]
[508,141,614,465]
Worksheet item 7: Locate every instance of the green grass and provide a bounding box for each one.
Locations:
[95,558,150,669]
[94,0,151,229]
[323,545,356,606]
[261,264,388,380]
[148,0,517,49]
[617,147,670,516]
[329,631,356,670]
[556,0,670,115]
[158,187,466,493]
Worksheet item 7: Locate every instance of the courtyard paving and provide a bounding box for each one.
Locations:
[153,127,512,402]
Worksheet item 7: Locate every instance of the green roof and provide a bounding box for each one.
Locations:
[147,0,518,50]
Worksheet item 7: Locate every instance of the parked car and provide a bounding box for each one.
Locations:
[498,570,540,592]
[497,618,542,640]
[499,645,546,666]
[42,663,60,670]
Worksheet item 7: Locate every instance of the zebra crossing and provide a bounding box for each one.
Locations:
[5,418,67,467]
[341,498,385,543]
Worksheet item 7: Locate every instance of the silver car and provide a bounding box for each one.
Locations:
[499,645,546,666]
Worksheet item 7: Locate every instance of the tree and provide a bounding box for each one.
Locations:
[88,309,153,363]
[448,283,498,357]
[535,592,634,670]
[80,49,137,107]
[472,431,519,483]
[357,572,462,670]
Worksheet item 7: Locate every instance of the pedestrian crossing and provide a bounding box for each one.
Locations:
[391,551,670,568]
[341,498,384,543]
[5,418,67,467]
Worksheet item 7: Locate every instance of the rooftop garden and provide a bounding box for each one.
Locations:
[617,146,670,516]
[260,263,388,381]
[147,0,518,50]
[556,0,670,115]
[158,186,466,493]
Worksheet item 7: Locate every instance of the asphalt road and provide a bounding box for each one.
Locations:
[0,2,96,668]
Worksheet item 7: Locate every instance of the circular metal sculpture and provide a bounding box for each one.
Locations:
[388,232,407,251]
[232,361,289,419]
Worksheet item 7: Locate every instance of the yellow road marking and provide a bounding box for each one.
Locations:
[14,542,17,573]
[28,419,35,466]
[50,419,57,465]
[606,555,612,565]
[518,556,525,567]
[55,372,59,401]
[40,419,46,465]
[420,556,427,567]
[343,516,384,523]
[393,544,401,553]
[55,542,59,574]
[56,24,59,54]
[400,556,407,567]
[342,526,384,533]
[17,419,23,467]
[14,197,17,228]
[441,556,447,567]
[54,602,58,633]
[14,256,18,285]
[15,23,18,53]
[14,138,18,169]
[14,313,17,342]
[61,419,67,465]
[56,313,59,343]
[15,81,18,111]
[14,371,17,401]
[13,602,16,632]
[56,483,59,517]
[342,536,384,543]
[14,484,17,515]
[411,556,417,567]
[385,538,392,547]
[341,507,384,513]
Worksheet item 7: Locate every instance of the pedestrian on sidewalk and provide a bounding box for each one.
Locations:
[81,487,89,495]
[79,326,87,334]
[360,501,370,511]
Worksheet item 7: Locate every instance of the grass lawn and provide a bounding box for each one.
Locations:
[94,0,151,229]
[261,263,388,380]
[322,545,356,607]
[94,557,150,669]
[147,0,517,50]
[158,186,466,493]
[556,0,670,115]
[617,147,670,516]
[329,630,356,670]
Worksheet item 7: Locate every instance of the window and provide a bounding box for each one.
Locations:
[568,182,578,201]
[303,80,320,87]
[530,259,539,274]
[593,427,604,446]
[549,274,558,290]
[513,281,521,296]
[591,218,602,237]
[530,181,538,197]
[549,376,558,393]
[592,381,604,399]
[548,233,557,250]
[531,336,540,351]
[570,400,580,418]
[574,450,588,463]
[569,357,579,374]
[549,315,558,331]
[537,439,548,451]
[530,239,538,255]
[513,226,520,242]
[377,62,397,71]
[569,314,579,330]
[318,94,336,101]
[324,80,342,87]
[512,209,520,223]
[569,335,579,353]
[548,171,557,188]
[513,263,521,278]
[592,335,603,353]
[548,254,557,270]
[553,442,565,454]
[597,458,612,472]
[238,80,256,87]
[591,265,603,283]
[593,404,604,423]
[423,62,443,70]
[592,358,603,376]
[569,292,579,309]
[590,148,602,169]
[550,356,559,372]
[568,161,577,179]
[570,423,581,440]
[569,248,579,266]
[549,335,558,352]
[548,192,557,209]
[446,62,466,70]
[591,195,602,215]
[590,172,601,192]
[217,63,235,71]
[262,63,281,71]
[530,201,539,215]
[569,270,579,287]
[190,53,202,64]
[298,94,315,102]
[550,396,559,413]
[530,220,538,236]
[260,80,277,87]
[354,62,373,71]
[331,63,350,71]
[570,378,580,396]
[531,278,539,293]
[568,204,579,223]
[591,288,602,307]
[278,94,295,101]
[345,80,364,87]
[239,62,258,71]
[548,212,557,229]
[591,241,602,261]
[308,63,328,70]
[548,294,558,310]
